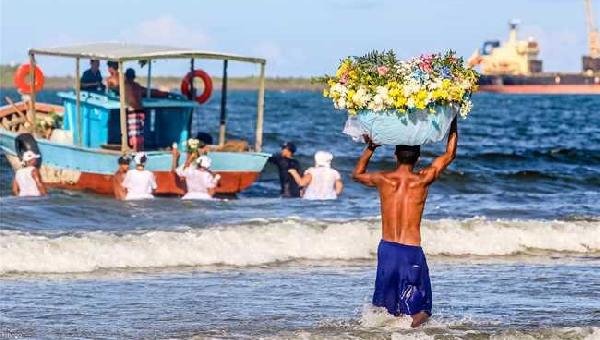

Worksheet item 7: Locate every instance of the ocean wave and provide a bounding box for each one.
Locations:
[1,218,599,274]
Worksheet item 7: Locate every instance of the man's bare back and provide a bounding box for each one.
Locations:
[352,117,458,246]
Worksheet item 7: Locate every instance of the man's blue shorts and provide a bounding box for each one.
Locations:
[372,240,432,316]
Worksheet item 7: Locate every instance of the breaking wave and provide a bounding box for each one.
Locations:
[1,218,598,274]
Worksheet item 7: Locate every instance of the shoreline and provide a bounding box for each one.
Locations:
[2,64,322,91]
[0,77,323,91]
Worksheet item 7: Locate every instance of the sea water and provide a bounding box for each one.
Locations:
[0,90,598,339]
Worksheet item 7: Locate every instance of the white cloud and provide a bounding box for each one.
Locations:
[252,42,309,76]
[119,15,210,48]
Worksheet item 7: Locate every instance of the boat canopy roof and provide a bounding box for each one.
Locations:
[29,42,266,64]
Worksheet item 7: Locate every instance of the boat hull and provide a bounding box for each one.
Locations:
[1,131,269,196]
[479,84,600,94]
[479,73,600,94]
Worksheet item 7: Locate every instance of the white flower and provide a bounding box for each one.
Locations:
[330,83,348,99]
[403,80,420,97]
[406,97,416,109]
[428,79,443,90]
[353,86,372,108]
[335,97,347,109]
[459,100,473,117]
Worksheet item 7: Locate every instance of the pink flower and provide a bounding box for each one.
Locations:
[419,55,433,73]
[377,66,389,76]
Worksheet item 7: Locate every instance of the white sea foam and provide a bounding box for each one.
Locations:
[0,218,598,274]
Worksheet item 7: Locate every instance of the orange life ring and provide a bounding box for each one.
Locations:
[14,63,45,94]
[180,70,213,104]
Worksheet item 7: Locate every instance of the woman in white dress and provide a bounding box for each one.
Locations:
[288,151,343,200]
[122,152,157,200]
[12,151,47,197]
[171,147,220,200]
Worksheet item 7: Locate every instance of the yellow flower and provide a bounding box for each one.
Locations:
[394,96,407,109]
[347,89,356,102]
[349,70,358,81]
[322,89,330,97]
[335,59,352,77]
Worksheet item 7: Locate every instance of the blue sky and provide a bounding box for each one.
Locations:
[0,0,594,77]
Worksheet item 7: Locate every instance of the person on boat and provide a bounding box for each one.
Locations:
[106,60,120,90]
[113,155,130,200]
[122,68,146,151]
[122,152,157,200]
[171,147,220,200]
[80,59,105,91]
[288,151,343,200]
[268,142,301,198]
[12,151,47,197]
[352,117,458,328]
[109,68,171,151]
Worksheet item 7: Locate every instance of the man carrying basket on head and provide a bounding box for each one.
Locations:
[353,117,458,328]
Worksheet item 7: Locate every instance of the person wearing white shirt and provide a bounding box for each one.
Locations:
[122,152,157,200]
[288,151,343,200]
[171,146,220,200]
[12,151,47,197]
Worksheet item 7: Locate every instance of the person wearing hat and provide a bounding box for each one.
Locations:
[121,152,157,200]
[268,142,302,198]
[112,155,131,200]
[12,151,47,197]
[171,146,220,200]
[288,151,343,200]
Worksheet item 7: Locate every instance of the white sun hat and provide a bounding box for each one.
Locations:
[196,155,212,169]
[22,151,41,162]
[314,151,333,168]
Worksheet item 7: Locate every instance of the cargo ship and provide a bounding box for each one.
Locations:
[468,0,600,94]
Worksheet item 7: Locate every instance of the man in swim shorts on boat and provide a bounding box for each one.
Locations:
[352,117,458,327]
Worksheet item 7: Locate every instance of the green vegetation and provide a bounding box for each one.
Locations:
[0,64,322,91]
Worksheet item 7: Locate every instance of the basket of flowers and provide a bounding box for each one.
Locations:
[319,50,478,145]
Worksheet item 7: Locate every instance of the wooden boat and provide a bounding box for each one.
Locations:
[0,43,270,196]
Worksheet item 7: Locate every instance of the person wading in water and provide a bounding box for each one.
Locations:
[352,117,458,327]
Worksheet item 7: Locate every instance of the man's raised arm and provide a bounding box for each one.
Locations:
[421,117,458,183]
[352,137,380,187]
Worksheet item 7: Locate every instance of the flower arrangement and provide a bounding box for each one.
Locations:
[36,110,63,130]
[187,138,201,153]
[320,50,479,117]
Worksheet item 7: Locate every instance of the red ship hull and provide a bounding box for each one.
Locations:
[479,84,600,94]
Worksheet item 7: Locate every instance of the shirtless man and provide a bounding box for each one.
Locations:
[352,117,458,327]
[112,156,130,200]
[109,67,169,151]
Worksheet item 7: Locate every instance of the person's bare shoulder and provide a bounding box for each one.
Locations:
[378,171,401,189]
[417,166,437,185]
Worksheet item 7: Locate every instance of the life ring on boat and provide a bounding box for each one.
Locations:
[15,133,42,167]
[14,63,45,94]
[180,70,213,104]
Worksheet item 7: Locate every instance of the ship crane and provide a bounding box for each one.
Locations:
[583,0,600,71]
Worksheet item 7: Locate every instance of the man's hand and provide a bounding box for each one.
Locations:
[287,169,299,175]
[363,134,380,151]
